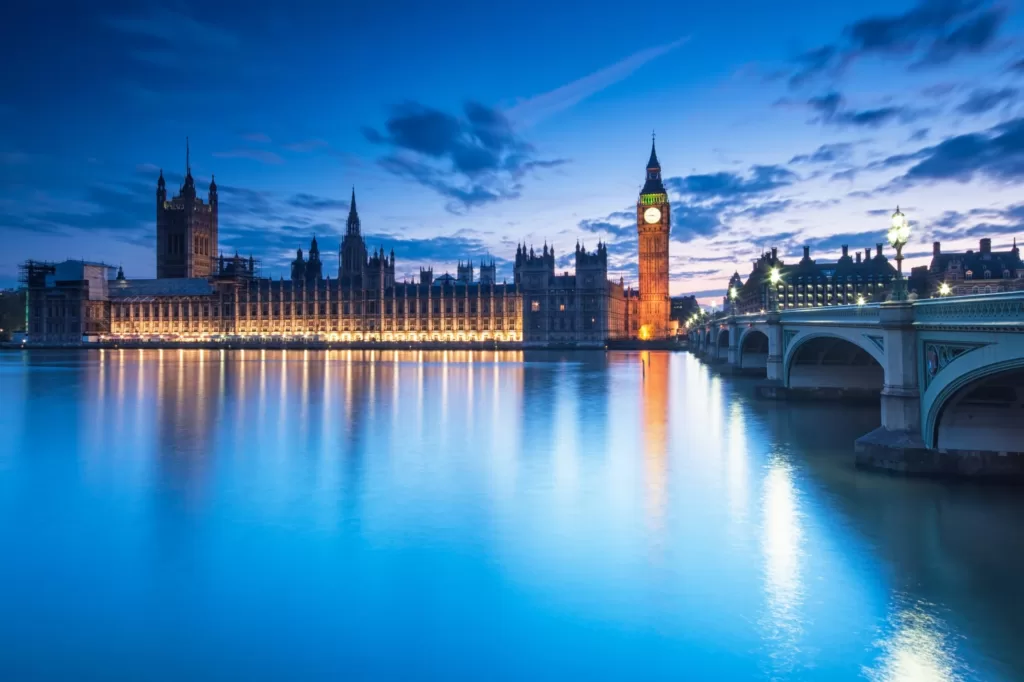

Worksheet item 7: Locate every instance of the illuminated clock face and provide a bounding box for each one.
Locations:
[643,206,662,224]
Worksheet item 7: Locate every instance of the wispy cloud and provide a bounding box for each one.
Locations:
[505,37,690,127]
[212,149,285,165]
[102,8,239,51]
[283,139,329,153]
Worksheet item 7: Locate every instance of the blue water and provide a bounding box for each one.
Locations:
[2,349,1024,681]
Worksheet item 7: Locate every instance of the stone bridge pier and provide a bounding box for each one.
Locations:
[688,293,1024,479]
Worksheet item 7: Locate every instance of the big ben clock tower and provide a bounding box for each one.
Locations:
[637,135,671,339]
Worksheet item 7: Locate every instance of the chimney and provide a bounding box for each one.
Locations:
[864,248,871,261]
[856,252,862,264]
[802,245,810,260]
[933,241,941,256]
[842,245,849,258]
[980,238,991,254]
[875,243,883,258]
[771,247,778,261]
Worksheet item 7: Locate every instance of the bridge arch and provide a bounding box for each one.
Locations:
[923,344,1024,450]
[716,328,730,360]
[783,331,885,392]
[738,327,769,373]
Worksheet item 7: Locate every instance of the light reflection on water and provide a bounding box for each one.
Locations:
[1,349,1023,681]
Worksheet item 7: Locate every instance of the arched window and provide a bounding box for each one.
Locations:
[972,286,980,294]
[965,270,973,279]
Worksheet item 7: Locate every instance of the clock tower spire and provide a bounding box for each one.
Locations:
[636,133,671,340]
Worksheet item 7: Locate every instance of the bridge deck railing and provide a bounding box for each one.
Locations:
[912,290,1024,327]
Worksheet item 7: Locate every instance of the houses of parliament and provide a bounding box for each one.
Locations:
[24,141,675,346]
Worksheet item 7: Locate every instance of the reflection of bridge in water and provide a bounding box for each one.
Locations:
[690,292,1024,477]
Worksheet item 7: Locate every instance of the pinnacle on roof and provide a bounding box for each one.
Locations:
[346,187,361,236]
[647,132,660,170]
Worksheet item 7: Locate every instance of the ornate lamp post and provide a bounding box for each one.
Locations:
[938,282,951,297]
[768,267,782,311]
[728,286,738,314]
[887,206,911,301]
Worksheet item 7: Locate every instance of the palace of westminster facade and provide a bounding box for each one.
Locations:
[25,143,675,345]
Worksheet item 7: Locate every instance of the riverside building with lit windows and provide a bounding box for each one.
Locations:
[105,193,524,343]
[731,244,897,314]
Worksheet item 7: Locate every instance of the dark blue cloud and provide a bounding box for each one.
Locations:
[888,117,1024,185]
[666,165,798,198]
[803,91,929,127]
[955,86,1018,115]
[363,101,568,212]
[670,203,726,242]
[807,230,888,253]
[789,142,855,164]
[789,0,1006,87]
[925,203,1024,240]
[735,200,793,220]
[287,193,349,211]
[919,5,1006,65]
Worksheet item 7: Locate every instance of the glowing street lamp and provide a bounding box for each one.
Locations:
[856,294,866,306]
[888,206,911,301]
[938,282,952,297]
[768,267,782,310]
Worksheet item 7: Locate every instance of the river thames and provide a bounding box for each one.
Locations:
[2,349,1023,681]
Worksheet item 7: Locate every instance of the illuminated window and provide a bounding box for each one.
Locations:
[559,304,565,312]
[531,300,540,312]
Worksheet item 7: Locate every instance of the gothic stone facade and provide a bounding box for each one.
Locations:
[515,242,633,346]
[28,161,651,345]
[156,147,218,279]
[109,194,522,342]
[637,139,671,339]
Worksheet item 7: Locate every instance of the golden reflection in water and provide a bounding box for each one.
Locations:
[865,601,964,682]
[301,349,310,426]
[760,457,805,673]
[641,351,669,530]
[176,348,184,418]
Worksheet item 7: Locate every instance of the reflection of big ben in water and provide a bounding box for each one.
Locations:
[641,352,670,525]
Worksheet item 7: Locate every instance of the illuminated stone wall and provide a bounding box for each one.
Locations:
[108,279,522,342]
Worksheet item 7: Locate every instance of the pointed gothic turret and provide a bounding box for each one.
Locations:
[346,187,361,236]
[641,133,666,196]
[183,137,195,193]
[156,169,166,205]
[647,132,660,170]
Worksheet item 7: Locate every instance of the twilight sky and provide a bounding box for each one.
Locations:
[3,0,1024,301]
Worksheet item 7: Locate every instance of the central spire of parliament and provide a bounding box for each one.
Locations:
[347,186,360,236]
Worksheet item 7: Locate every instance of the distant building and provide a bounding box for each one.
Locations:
[514,241,632,346]
[734,244,896,313]
[0,288,27,341]
[926,238,1023,296]
[156,141,218,279]
[670,295,700,324]
[21,260,117,342]
[722,272,744,314]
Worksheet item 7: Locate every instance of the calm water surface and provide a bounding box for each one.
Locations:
[2,349,1024,681]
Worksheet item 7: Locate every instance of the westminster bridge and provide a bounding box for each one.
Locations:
[689,291,1024,477]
